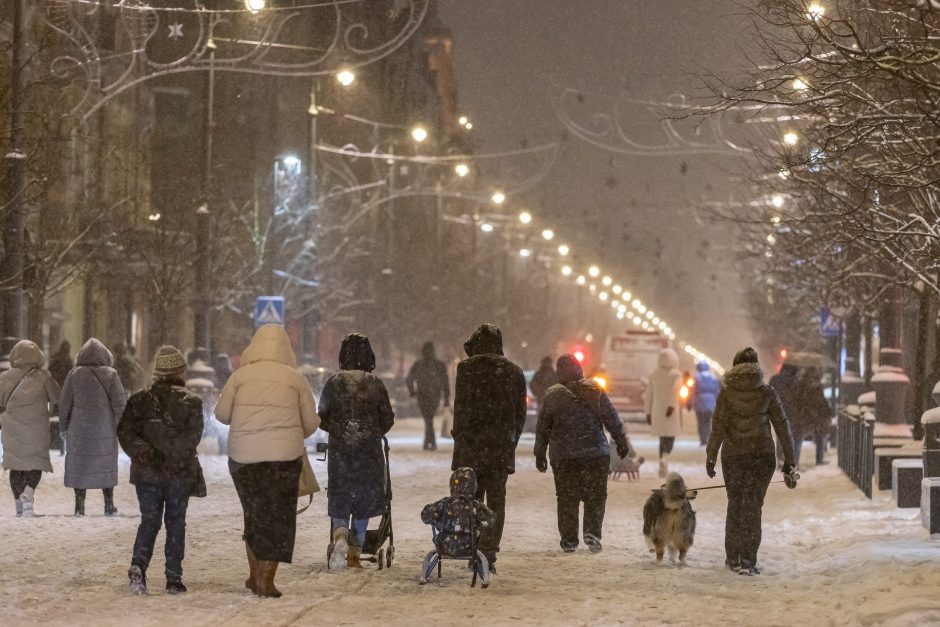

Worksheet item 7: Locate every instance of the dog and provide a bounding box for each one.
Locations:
[609,437,645,480]
[642,472,696,565]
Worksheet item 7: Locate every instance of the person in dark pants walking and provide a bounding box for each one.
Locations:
[692,362,720,446]
[706,347,796,576]
[118,345,206,595]
[406,342,449,451]
[451,324,527,573]
[534,354,633,553]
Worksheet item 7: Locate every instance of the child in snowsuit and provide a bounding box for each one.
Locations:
[420,467,496,583]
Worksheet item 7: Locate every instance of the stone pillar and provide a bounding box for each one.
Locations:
[872,285,911,427]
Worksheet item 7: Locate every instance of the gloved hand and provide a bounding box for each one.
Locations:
[535,456,548,473]
[646,414,652,425]
[134,448,155,465]
[782,463,799,489]
[706,460,717,479]
[616,439,631,460]
[666,406,675,418]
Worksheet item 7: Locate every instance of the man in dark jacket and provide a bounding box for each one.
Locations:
[529,356,558,407]
[118,345,206,596]
[406,341,450,451]
[113,343,144,395]
[534,353,633,553]
[793,366,831,467]
[706,347,796,576]
[769,363,800,466]
[451,324,527,572]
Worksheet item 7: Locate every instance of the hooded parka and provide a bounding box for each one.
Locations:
[646,349,682,438]
[317,334,395,519]
[59,339,127,488]
[0,341,59,472]
[215,324,320,464]
[451,324,527,474]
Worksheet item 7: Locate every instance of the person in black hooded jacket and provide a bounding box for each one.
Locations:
[451,324,527,572]
[318,333,395,570]
[534,353,633,553]
[406,341,450,451]
[706,347,796,576]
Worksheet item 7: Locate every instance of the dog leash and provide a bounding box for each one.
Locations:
[685,475,799,493]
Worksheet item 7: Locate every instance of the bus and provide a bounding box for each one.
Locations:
[597,331,670,420]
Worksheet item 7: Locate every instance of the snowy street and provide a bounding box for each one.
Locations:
[2,417,940,627]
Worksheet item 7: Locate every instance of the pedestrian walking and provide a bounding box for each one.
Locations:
[213,353,233,388]
[705,347,796,576]
[534,353,634,553]
[405,341,449,451]
[47,340,73,454]
[118,345,206,595]
[646,348,682,477]
[793,366,830,468]
[113,343,144,396]
[0,340,60,517]
[451,324,527,573]
[692,361,720,446]
[769,362,800,467]
[529,356,558,407]
[59,338,127,517]
[318,333,395,570]
[215,324,319,598]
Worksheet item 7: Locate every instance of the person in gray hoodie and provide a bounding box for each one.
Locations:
[0,340,60,516]
[534,353,633,553]
[59,338,127,516]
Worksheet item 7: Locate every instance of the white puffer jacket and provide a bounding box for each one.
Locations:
[645,348,682,438]
[215,325,320,464]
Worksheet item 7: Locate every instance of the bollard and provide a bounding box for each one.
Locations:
[923,406,940,478]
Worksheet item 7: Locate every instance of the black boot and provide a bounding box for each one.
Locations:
[104,488,118,517]
[128,564,147,595]
[74,489,86,517]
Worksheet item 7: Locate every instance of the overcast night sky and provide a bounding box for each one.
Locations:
[439,0,759,363]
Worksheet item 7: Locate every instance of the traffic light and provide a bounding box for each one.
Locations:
[779,348,789,361]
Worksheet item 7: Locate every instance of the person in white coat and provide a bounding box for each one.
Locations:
[645,348,682,477]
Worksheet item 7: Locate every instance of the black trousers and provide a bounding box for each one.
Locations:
[10,470,42,498]
[659,437,675,457]
[419,402,438,450]
[474,468,508,562]
[722,453,776,568]
[230,458,302,563]
[696,411,714,445]
[552,456,609,549]
[132,481,190,581]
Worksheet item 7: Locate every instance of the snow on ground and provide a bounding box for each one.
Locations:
[3,417,940,627]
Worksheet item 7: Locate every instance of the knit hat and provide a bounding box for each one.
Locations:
[153,345,187,379]
[732,347,759,366]
[556,353,584,384]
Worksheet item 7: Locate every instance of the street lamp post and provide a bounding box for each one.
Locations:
[2,0,26,340]
[193,33,217,354]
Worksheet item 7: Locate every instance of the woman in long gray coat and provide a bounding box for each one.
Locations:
[1,340,60,517]
[60,339,127,516]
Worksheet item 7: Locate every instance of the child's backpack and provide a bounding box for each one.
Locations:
[421,467,487,559]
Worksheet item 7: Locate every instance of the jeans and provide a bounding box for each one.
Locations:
[332,516,370,547]
[722,453,776,568]
[659,437,675,458]
[552,456,609,549]
[474,468,508,563]
[10,470,42,499]
[696,411,714,445]
[132,482,190,581]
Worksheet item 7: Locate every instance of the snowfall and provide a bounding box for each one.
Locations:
[3,417,940,627]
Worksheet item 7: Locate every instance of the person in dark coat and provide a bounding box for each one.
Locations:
[769,363,800,466]
[318,333,395,570]
[213,353,233,389]
[451,324,527,572]
[793,366,831,468]
[113,343,144,396]
[534,353,633,553]
[529,356,558,407]
[406,341,450,451]
[118,345,206,595]
[706,347,796,576]
[692,362,720,446]
[47,341,73,454]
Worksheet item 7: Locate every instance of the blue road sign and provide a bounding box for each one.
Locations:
[254,296,285,327]
[819,307,841,338]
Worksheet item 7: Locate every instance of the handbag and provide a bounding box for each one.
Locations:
[297,452,320,514]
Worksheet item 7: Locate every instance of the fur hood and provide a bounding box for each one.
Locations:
[722,361,764,392]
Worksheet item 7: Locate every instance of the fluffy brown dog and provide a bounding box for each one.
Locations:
[642,472,697,565]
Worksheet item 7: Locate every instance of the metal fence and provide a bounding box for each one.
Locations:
[837,411,875,499]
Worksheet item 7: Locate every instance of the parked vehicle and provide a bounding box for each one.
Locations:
[596,331,670,421]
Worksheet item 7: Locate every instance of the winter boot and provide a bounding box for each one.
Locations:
[347,545,363,569]
[128,564,147,595]
[329,527,349,570]
[245,542,259,592]
[103,488,119,516]
[658,455,669,479]
[254,561,282,598]
[74,489,86,517]
[20,487,35,518]
[584,534,603,554]
[14,497,22,517]
[165,579,187,595]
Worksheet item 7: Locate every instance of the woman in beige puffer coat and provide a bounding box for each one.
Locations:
[645,348,682,478]
[216,324,319,598]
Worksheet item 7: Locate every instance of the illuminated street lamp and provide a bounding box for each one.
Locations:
[558,244,570,256]
[806,3,824,20]
[245,0,265,12]
[411,125,429,143]
[458,115,469,126]
[480,223,494,233]
[519,248,532,258]
[601,276,612,287]
[576,275,586,285]
[561,265,572,276]
[454,163,470,177]
[588,265,600,278]
[599,292,609,302]
[518,210,532,224]
[336,69,356,87]
[792,77,809,91]
[464,122,473,130]
[542,229,554,241]
[612,285,622,295]
[783,131,799,146]
[492,191,506,205]
[771,194,785,208]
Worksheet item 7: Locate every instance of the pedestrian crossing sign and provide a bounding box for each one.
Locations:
[819,307,841,337]
[254,296,285,327]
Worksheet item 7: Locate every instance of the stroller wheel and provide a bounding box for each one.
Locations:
[387,546,394,568]
[326,544,333,570]
[377,548,385,571]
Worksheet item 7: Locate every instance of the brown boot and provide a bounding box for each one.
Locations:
[347,545,363,569]
[254,561,282,598]
[245,543,259,592]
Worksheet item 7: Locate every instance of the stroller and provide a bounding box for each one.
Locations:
[419,467,493,589]
[326,437,395,570]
